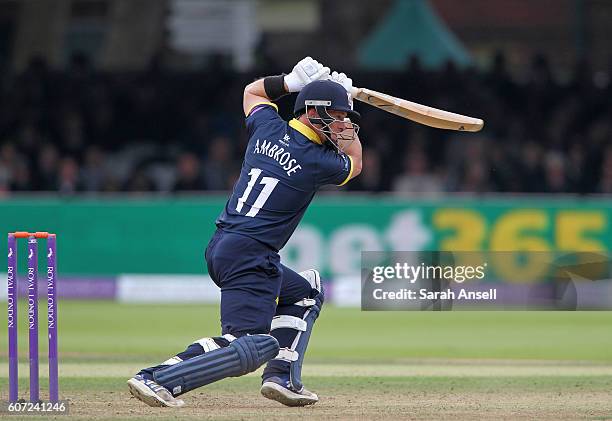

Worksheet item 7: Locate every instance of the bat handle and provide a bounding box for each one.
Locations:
[350,87,361,97]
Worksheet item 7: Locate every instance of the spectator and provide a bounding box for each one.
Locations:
[203,136,236,190]
[597,146,612,194]
[543,152,568,193]
[520,142,546,193]
[81,146,108,192]
[34,143,60,191]
[172,152,206,192]
[0,52,609,195]
[123,164,156,192]
[0,143,19,191]
[392,148,442,194]
[57,157,82,194]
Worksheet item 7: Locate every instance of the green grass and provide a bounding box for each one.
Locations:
[2,301,612,361]
[1,302,612,419]
[3,375,612,394]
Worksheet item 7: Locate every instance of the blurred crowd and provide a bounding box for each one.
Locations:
[1,52,611,196]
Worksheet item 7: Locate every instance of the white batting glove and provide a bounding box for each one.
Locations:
[284,57,330,92]
[329,71,353,93]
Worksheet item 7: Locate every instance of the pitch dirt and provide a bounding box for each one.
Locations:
[3,304,612,419]
[59,388,612,421]
[2,361,612,420]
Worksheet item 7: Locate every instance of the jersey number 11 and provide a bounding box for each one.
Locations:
[236,168,279,217]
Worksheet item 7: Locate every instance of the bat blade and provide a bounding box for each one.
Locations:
[351,87,484,132]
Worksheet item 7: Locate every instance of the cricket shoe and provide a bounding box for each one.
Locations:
[260,375,319,407]
[127,374,185,407]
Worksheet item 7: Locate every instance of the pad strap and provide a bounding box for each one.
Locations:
[161,356,183,366]
[271,315,307,331]
[275,348,299,362]
[298,269,322,291]
[294,298,316,307]
[194,338,221,352]
[193,334,235,352]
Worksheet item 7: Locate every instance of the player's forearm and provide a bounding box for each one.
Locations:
[245,77,291,97]
[344,135,363,178]
[243,78,290,116]
[244,79,271,115]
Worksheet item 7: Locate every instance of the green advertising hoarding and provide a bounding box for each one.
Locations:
[0,196,610,277]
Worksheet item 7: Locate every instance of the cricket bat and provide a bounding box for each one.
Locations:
[350,87,484,132]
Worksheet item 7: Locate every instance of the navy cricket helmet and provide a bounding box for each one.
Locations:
[294,80,360,122]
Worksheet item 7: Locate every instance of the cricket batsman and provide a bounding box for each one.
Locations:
[128,57,362,407]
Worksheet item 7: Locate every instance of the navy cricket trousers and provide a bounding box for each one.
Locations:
[205,228,312,337]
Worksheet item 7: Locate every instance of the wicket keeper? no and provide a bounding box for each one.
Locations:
[128,57,363,407]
